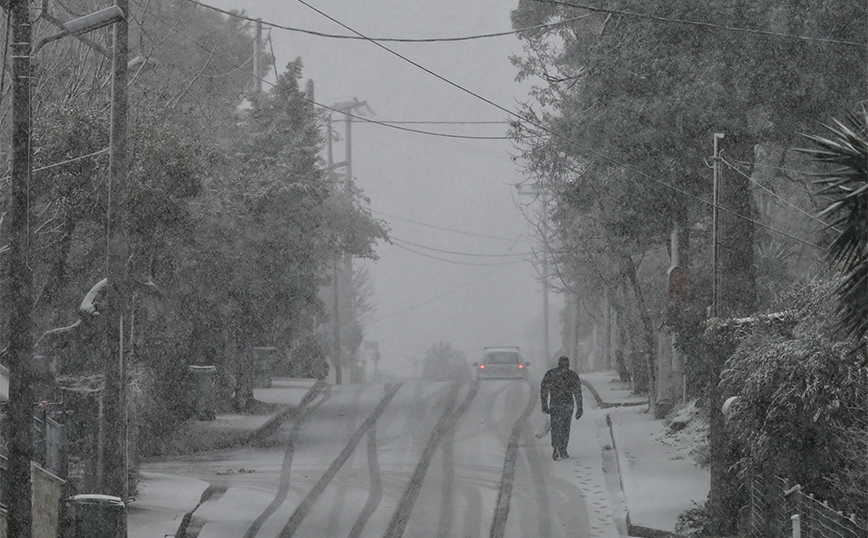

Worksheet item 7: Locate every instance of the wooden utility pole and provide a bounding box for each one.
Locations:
[6,0,34,534]
[324,106,344,385]
[517,182,551,364]
[102,0,129,501]
[327,98,366,384]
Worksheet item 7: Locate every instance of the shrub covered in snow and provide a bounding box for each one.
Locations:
[720,280,868,517]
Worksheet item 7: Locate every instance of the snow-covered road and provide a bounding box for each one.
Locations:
[146,378,595,537]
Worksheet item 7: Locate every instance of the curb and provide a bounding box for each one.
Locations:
[245,378,327,445]
[580,377,604,406]
[606,412,678,537]
[584,376,678,538]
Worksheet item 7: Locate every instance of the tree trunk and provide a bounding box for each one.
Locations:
[622,253,657,418]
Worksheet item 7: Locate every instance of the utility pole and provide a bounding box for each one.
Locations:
[711,133,724,318]
[327,98,366,384]
[541,189,550,364]
[6,0,34,534]
[709,131,736,536]
[517,182,551,364]
[253,19,262,93]
[103,0,130,502]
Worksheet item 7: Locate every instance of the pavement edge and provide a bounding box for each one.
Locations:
[584,375,678,538]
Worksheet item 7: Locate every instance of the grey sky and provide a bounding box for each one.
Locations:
[207,0,564,375]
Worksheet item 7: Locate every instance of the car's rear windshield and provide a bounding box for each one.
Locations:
[483,351,521,364]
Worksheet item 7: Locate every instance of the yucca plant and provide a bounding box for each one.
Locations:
[800,109,868,349]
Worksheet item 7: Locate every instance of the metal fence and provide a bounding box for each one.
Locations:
[751,475,868,538]
[34,412,67,477]
[0,410,67,509]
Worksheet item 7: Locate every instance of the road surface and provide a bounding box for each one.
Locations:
[148,378,592,538]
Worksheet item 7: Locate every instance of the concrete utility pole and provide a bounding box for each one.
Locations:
[8,0,124,521]
[6,1,34,534]
[103,0,130,501]
[711,133,724,318]
[253,19,262,93]
[709,131,735,536]
[517,182,551,364]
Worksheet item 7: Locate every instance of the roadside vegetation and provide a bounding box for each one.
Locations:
[509,0,866,534]
[0,1,386,462]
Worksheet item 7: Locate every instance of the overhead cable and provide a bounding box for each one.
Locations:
[0,148,110,182]
[185,0,589,42]
[134,0,513,140]
[372,209,536,243]
[371,265,509,323]
[297,0,826,251]
[392,242,531,266]
[310,97,518,140]
[720,156,840,233]
[528,0,864,48]
[391,236,532,258]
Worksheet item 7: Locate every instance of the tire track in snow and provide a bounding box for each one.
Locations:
[437,379,481,538]
[241,384,333,538]
[324,383,367,537]
[247,379,329,446]
[489,385,536,538]
[276,382,403,537]
[383,379,479,538]
[520,420,553,538]
[347,424,381,538]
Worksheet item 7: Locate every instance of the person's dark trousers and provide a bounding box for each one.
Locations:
[550,406,572,454]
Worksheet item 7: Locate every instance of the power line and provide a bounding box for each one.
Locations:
[373,209,536,243]
[126,0,832,251]
[136,0,515,138]
[185,0,590,43]
[528,0,865,48]
[721,156,840,233]
[392,242,530,266]
[391,236,532,258]
[374,120,508,125]
[309,97,518,140]
[0,148,110,182]
[298,0,827,251]
[370,265,509,323]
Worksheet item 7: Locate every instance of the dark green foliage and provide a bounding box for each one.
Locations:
[286,335,329,379]
[800,110,868,345]
[7,2,387,444]
[720,281,868,516]
[422,342,470,382]
[664,304,714,402]
[675,500,713,537]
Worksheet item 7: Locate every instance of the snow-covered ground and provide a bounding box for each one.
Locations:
[127,372,710,538]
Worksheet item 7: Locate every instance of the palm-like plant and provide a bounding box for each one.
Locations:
[801,109,868,347]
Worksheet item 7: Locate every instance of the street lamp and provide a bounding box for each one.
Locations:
[33,5,124,56]
[34,0,132,500]
[4,1,125,533]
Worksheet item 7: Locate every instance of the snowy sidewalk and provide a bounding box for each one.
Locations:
[127,377,318,538]
[583,371,710,537]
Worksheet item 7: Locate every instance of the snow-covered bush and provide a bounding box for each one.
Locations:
[720,280,868,516]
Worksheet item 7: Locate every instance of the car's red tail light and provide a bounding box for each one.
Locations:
[479,364,485,369]
[519,364,524,369]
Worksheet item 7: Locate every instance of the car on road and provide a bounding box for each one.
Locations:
[472,346,530,380]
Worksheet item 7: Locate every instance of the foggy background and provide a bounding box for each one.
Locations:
[208,0,565,377]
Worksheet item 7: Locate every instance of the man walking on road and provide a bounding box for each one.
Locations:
[540,356,583,460]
